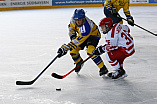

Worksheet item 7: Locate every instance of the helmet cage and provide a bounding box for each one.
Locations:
[99,17,113,34]
[75,18,85,27]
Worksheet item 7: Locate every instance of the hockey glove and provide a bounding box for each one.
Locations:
[92,46,105,55]
[127,16,134,26]
[57,44,70,58]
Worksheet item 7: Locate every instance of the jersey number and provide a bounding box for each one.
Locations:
[121,31,133,45]
[121,31,134,52]
[80,25,86,33]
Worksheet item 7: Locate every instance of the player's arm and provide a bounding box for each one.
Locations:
[68,21,77,40]
[104,0,112,10]
[57,32,91,58]
[104,0,120,18]
[123,0,130,17]
[93,28,118,55]
[123,0,134,26]
[57,20,77,58]
[67,29,91,51]
[93,38,118,55]
[57,23,92,58]
[67,19,95,51]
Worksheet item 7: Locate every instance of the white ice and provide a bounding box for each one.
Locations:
[0,7,157,104]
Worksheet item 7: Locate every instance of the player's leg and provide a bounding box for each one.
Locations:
[87,45,108,76]
[106,48,128,79]
[104,7,123,24]
[69,47,83,73]
[86,38,108,76]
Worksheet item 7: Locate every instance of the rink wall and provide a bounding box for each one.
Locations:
[0,0,157,11]
[130,0,157,6]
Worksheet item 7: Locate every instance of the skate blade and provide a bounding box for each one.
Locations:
[76,72,80,76]
[102,73,112,79]
[101,74,106,78]
[113,73,128,81]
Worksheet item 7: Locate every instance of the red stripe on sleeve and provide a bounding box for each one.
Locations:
[111,23,118,38]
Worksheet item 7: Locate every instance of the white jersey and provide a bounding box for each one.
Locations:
[103,23,135,55]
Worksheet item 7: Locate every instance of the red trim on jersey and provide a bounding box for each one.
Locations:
[122,44,134,52]
[111,23,118,38]
[127,49,135,57]
[128,44,134,51]
[108,61,112,63]
[121,46,135,57]
[105,45,117,52]
[111,60,119,66]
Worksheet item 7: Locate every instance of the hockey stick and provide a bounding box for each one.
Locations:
[121,17,157,36]
[51,55,93,79]
[16,54,59,85]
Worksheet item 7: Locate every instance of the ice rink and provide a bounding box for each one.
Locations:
[0,6,157,104]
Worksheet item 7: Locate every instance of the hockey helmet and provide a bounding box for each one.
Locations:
[73,9,85,20]
[99,17,113,34]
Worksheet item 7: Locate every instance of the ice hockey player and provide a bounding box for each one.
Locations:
[57,9,108,76]
[103,0,134,26]
[93,17,135,80]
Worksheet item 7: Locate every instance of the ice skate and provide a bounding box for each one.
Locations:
[108,67,127,80]
[75,59,84,74]
[99,65,108,76]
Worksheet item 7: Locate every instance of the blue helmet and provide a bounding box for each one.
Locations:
[73,9,85,20]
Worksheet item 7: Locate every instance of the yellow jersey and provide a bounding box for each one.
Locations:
[104,0,131,17]
[67,17,101,51]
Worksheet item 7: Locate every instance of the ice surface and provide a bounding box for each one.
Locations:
[0,7,157,104]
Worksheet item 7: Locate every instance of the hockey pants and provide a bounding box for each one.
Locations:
[106,47,134,69]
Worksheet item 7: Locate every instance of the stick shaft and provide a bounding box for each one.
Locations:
[121,17,157,36]
[16,55,59,85]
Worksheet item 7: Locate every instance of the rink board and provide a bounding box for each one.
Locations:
[0,0,157,11]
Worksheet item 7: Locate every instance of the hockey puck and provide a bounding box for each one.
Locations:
[56,88,61,91]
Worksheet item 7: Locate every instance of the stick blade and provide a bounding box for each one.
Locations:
[51,73,63,79]
[16,81,34,85]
